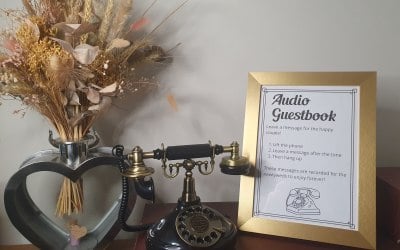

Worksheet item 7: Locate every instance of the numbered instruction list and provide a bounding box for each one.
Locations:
[253,86,359,230]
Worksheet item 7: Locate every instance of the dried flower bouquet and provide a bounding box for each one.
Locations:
[0,0,182,217]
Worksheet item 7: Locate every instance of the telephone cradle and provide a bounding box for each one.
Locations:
[113,141,249,249]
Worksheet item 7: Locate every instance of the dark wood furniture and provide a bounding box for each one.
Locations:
[2,167,400,250]
[132,202,398,250]
[0,203,398,250]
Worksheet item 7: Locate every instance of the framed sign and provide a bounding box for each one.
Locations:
[238,72,376,249]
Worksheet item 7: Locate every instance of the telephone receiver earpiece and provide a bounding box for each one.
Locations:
[220,142,250,175]
[220,155,250,175]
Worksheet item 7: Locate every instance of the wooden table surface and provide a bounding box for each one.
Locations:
[133,202,399,250]
[0,239,135,250]
[1,202,398,250]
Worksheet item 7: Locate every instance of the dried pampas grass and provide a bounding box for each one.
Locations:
[1,0,186,217]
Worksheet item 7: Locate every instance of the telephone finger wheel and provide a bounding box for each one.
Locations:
[292,197,306,208]
[175,205,223,248]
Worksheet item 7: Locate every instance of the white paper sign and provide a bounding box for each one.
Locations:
[253,85,360,230]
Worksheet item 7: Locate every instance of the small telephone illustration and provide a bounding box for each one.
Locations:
[113,141,250,250]
[286,188,321,215]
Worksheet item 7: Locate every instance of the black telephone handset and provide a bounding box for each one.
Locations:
[113,142,249,250]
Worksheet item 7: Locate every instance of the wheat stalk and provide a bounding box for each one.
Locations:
[82,0,93,22]
[108,0,133,40]
[66,0,83,23]
[98,0,115,45]
[22,0,36,16]
[80,0,93,43]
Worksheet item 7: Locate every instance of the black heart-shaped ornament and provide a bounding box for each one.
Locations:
[4,147,136,249]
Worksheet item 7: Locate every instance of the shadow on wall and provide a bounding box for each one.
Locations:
[377,107,400,167]
[94,90,153,145]
[93,50,174,145]
[92,0,188,147]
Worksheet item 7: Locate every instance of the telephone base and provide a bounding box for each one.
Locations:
[146,199,237,250]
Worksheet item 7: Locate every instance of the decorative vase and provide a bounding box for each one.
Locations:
[4,131,137,249]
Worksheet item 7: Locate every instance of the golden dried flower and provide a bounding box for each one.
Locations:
[15,21,39,49]
[24,39,71,85]
[1,0,182,217]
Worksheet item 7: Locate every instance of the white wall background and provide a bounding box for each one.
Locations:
[1,0,400,245]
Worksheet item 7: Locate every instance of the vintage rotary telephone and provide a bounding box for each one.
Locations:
[286,188,321,215]
[112,141,249,249]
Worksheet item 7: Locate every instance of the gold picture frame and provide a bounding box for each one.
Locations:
[238,72,376,249]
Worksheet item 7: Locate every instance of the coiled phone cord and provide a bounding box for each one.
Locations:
[113,145,152,232]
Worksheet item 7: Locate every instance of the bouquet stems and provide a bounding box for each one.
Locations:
[55,106,85,217]
[56,178,83,217]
